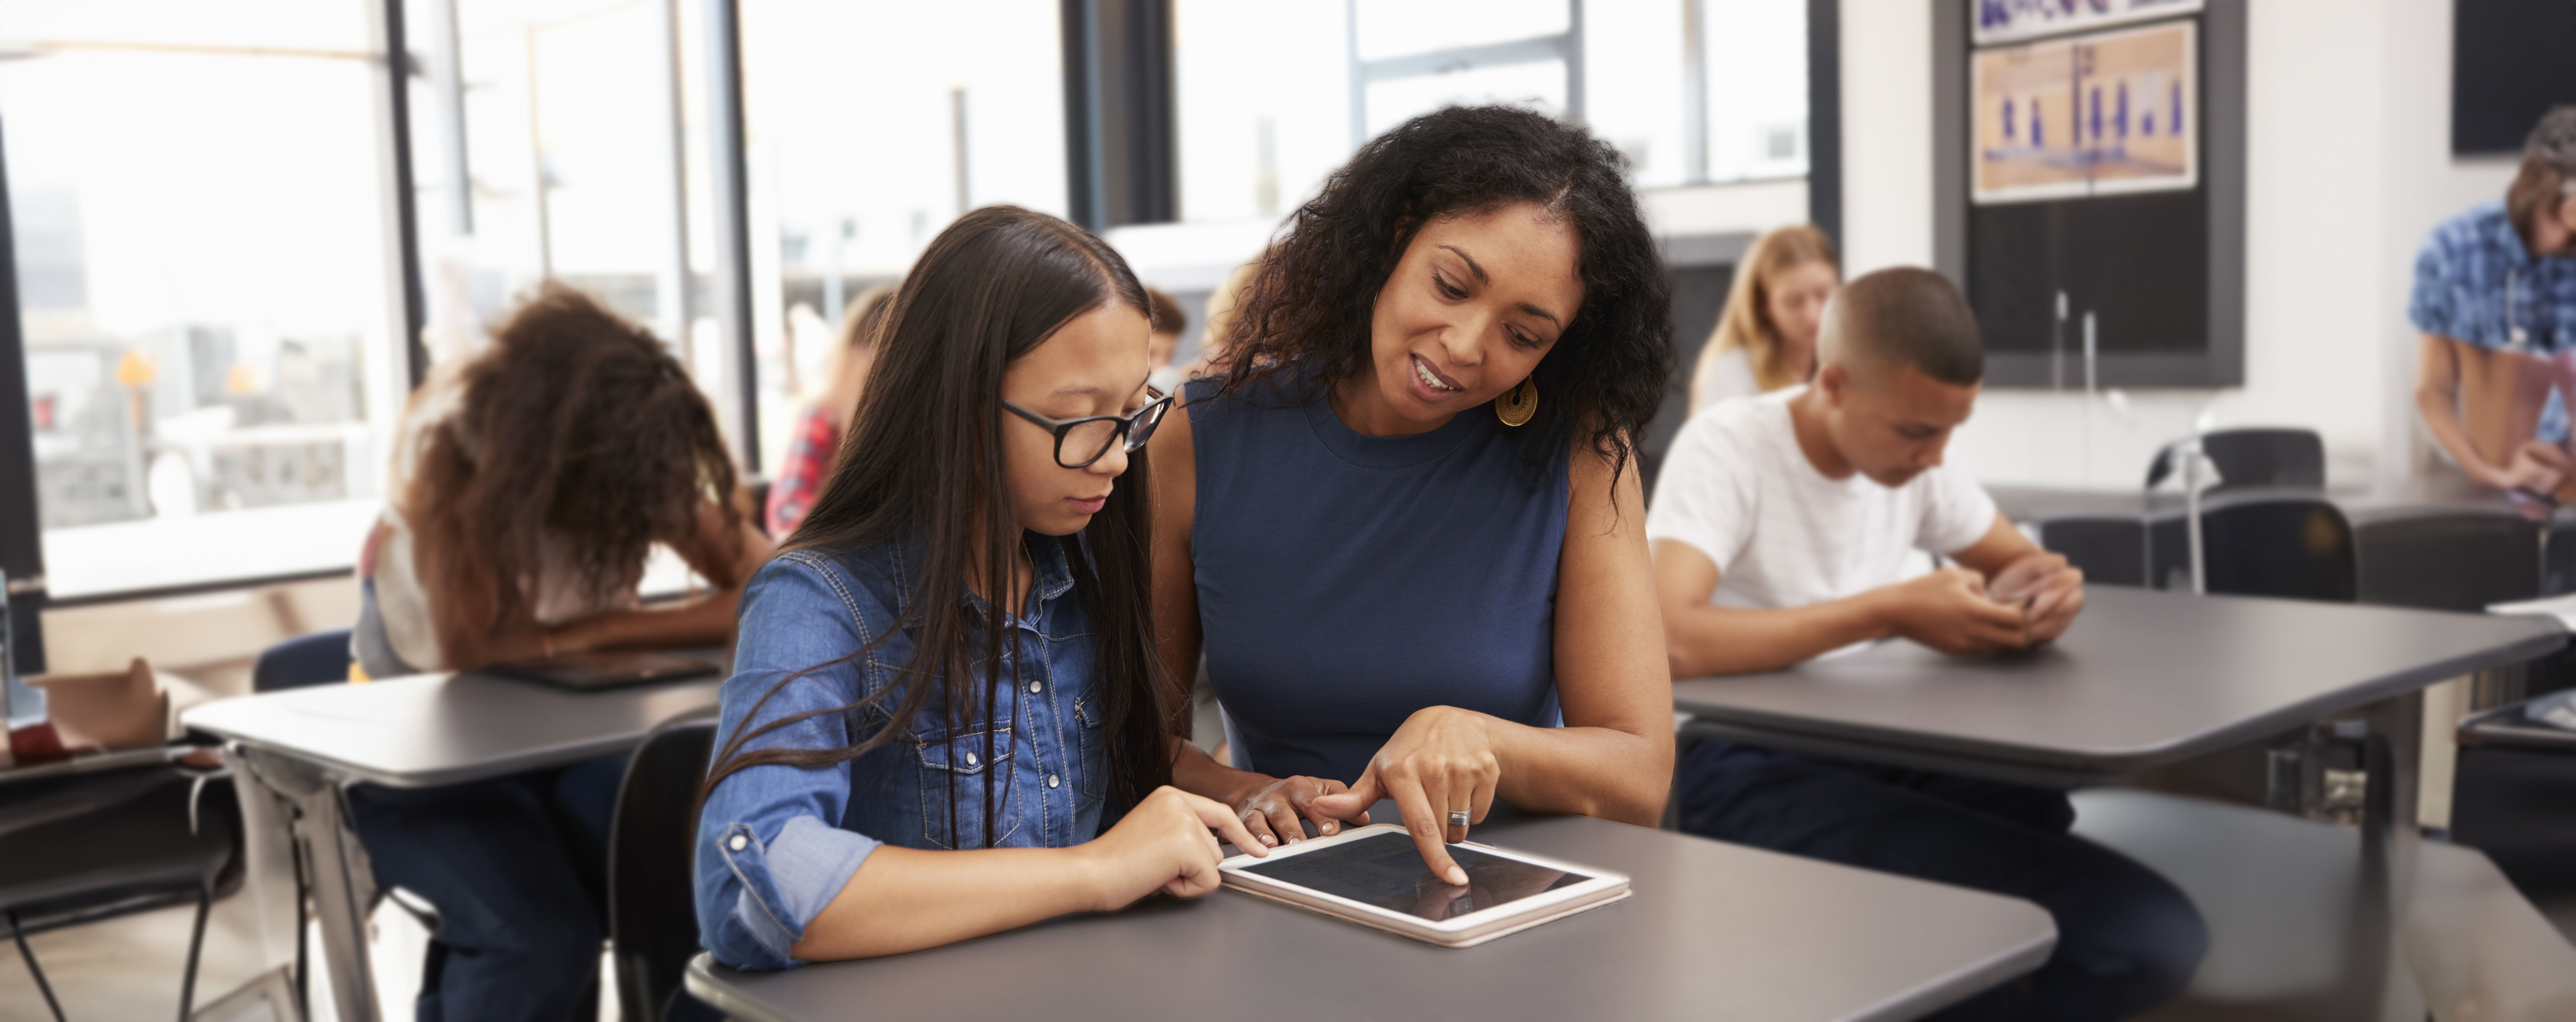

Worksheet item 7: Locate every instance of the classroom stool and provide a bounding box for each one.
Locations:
[608,709,721,1022]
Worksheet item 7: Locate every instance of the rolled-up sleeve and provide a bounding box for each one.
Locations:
[694,555,896,970]
[2409,231,2458,340]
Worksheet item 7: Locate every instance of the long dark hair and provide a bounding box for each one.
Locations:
[409,284,738,669]
[1215,105,1673,489]
[701,206,1172,834]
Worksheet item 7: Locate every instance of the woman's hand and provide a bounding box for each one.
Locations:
[1308,706,1501,886]
[1233,774,1370,848]
[1078,786,1267,911]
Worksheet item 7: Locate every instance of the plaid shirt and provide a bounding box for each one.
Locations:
[2410,200,2576,441]
[763,405,841,538]
[2410,200,2576,354]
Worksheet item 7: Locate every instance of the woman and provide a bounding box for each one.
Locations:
[1686,224,1839,413]
[1151,106,1677,881]
[767,284,898,536]
[349,284,771,1020]
[693,206,1261,969]
[2412,106,2576,499]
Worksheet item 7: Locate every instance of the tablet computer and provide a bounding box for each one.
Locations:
[1218,824,1630,948]
[483,650,721,691]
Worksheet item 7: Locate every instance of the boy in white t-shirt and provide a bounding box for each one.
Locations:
[1648,268,2205,1020]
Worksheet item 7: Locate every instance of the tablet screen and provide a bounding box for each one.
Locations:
[1236,832,1591,921]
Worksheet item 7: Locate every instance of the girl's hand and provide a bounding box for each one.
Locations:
[1308,706,1500,887]
[1081,786,1266,911]
[1233,774,1371,848]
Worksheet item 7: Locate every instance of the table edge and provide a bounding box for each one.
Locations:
[1674,625,2566,776]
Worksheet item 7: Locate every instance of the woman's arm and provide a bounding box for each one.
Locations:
[1311,439,1675,880]
[1485,439,1673,824]
[1146,396,1366,845]
[549,494,777,656]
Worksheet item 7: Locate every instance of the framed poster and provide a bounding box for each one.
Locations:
[1972,0,2204,46]
[1972,19,2195,205]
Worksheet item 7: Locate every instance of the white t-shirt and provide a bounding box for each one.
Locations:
[1690,345,1762,414]
[1646,387,1998,612]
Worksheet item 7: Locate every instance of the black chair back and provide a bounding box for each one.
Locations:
[2351,508,2541,611]
[2546,517,2576,596]
[609,710,720,1022]
[252,627,354,692]
[2145,428,2327,492]
[2030,516,2150,587]
[2148,492,2355,601]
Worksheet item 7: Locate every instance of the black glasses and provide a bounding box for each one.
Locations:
[1003,390,1174,469]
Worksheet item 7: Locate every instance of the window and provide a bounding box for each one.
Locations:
[2,0,406,598]
[737,0,1068,473]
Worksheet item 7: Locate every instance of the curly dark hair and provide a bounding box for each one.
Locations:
[407,284,739,668]
[1215,105,1673,487]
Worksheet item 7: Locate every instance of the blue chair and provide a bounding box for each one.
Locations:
[251,628,353,692]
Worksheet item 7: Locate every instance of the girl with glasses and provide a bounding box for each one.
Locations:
[693,206,1262,969]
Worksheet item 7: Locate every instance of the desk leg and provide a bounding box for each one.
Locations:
[2342,692,2425,1022]
[242,748,381,1022]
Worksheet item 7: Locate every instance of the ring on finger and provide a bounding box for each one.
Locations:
[1447,810,1471,828]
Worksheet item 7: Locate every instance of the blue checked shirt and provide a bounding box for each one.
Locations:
[2409,200,2576,442]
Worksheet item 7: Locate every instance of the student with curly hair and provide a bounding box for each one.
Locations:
[349,284,772,1020]
[1150,106,1677,881]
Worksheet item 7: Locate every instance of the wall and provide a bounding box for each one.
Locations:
[1841,0,2522,492]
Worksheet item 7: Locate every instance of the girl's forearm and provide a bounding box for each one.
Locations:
[788,844,1106,961]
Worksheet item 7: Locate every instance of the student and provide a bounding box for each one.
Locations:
[2411,106,2576,498]
[349,284,773,1020]
[768,284,898,536]
[693,206,1264,969]
[1686,224,1840,413]
[1151,106,1676,880]
[1649,268,2206,1019]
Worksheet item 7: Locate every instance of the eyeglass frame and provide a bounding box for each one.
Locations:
[1001,389,1175,469]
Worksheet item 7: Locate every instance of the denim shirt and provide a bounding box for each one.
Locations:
[693,532,1108,970]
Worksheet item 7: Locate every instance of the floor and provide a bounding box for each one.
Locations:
[1,893,618,1022]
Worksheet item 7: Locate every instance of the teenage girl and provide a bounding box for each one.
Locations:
[693,206,1263,969]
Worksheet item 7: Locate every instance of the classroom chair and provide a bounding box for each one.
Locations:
[2545,516,2576,596]
[2452,697,2576,913]
[2028,514,2150,588]
[2349,507,2542,612]
[0,764,243,1022]
[250,627,355,692]
[2147,491,2356,602]
[2144,427,2327,493]
[608,709,722,1022]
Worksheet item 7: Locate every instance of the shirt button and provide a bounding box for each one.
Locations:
[1047,774,1060,789]
[965,752,979,767]
[1029,680,1042,694]
[727,834,748,852]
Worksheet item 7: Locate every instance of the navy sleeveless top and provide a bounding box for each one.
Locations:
[1187,372,1569,786]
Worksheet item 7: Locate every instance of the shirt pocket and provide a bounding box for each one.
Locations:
[913,726,1023,849]
[1072,695,1105,802]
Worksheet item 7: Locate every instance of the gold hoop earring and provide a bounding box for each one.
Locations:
[1494,376,1537,427]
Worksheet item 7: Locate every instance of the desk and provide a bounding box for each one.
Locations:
[1671,587,2563,787]
[183,669,723,1022]
[685,803,2058,1022]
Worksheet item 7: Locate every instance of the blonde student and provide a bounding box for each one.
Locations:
[694,206,1263,969]
[1686,224,1839,412]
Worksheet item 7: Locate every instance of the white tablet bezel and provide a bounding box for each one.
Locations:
[1217,823,1629,938]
